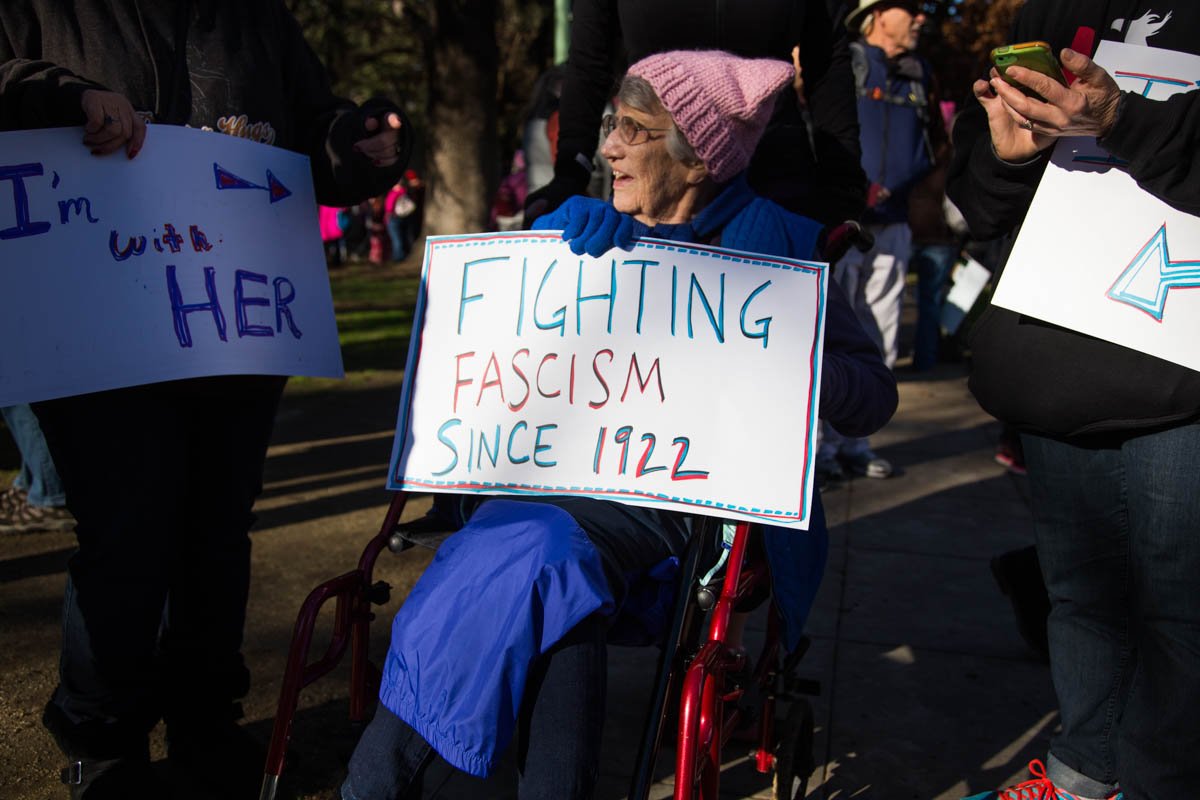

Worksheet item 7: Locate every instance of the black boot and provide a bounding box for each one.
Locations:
[43,703,168,800]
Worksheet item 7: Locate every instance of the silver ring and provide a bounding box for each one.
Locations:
[1021,119,1034,131]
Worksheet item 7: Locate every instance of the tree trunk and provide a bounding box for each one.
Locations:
[423,2,499,234]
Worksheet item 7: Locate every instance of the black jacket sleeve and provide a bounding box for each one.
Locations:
[820,278,898,438]
[797,0,866,224]
[551,0,618,191]
[1101,90,1200,217]
[945,102,1049,241]
[276,4,410,207]
[0,58,103,130]
[944,3,1051,241]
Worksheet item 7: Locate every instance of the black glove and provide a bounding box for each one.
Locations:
[523,168,590,227]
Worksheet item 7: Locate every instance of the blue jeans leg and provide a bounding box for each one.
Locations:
[1024,424,1200,799]
[342,705,434,800]
[387,217,407,261]
[343,616,607,800]
[516,615,607,800]
[912,243,957,371]
[2,403,66,507]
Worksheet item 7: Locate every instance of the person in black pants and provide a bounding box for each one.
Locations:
[1,2,411,796]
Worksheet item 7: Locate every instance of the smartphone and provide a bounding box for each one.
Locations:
[990,41,1068,98]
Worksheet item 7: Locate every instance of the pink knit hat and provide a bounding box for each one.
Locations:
[627,50,794,183]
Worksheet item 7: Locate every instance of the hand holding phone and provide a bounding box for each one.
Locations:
[990,41,1068,100]
[974,45,1122,164]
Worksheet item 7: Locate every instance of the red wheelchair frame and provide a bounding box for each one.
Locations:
[259,492,817,800]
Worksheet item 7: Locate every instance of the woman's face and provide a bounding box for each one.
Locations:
[601,104,698,226]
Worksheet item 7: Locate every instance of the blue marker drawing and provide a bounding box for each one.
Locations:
[213,164,292,203]
[1107,224,1200,321]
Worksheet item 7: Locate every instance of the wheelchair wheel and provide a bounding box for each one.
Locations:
[771,698,814,800]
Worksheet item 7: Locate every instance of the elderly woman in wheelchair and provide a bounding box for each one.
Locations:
[339,50,897,800]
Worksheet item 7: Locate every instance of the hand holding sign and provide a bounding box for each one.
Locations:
[533,196,637,257]
[80,89,147,158]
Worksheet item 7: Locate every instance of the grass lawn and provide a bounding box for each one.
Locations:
[285,257,422,393]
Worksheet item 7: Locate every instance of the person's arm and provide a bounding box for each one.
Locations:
[0,58,100,129]
[0,56,147,156]
[796,0,867,224]
[1100,90,1200,217]
[819,278,898,437]
[951,41,1200,235]
[275,3,410,207]
[524,0,618,219]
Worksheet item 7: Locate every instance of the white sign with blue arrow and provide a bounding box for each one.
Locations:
[0,125,344,406]
[994,40,1200,373]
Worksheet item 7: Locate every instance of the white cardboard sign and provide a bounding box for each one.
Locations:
[993,41,1200,373]
[387,232,828,528]
[0,126,343,406]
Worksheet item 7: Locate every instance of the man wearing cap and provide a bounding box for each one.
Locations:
[817,0,937,483]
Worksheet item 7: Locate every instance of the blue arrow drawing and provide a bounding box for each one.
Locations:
[1107,224,1200,321]
[213,163,292,203]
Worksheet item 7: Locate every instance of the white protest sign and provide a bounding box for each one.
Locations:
[388,232,827,528]
[993,41,1200,372]
[0,126,343,406]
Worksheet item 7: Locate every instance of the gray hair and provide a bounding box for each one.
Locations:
[616,74,701,166]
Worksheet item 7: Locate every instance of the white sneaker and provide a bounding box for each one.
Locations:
[841,452,892,479]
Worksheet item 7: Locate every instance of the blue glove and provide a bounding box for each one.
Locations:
[531,195,636,257]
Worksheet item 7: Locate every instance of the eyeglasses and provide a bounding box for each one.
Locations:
[601,113,671,146]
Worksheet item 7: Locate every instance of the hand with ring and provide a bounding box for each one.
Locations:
[972,47,1122,164]
[80,89,146,158]
[353,111,406,168]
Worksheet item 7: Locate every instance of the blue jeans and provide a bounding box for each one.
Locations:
[343,615,607,800]
[1023,423,1200,800]
[387,216,407,261]
[2,403,66,507]
[911,243,958,371]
